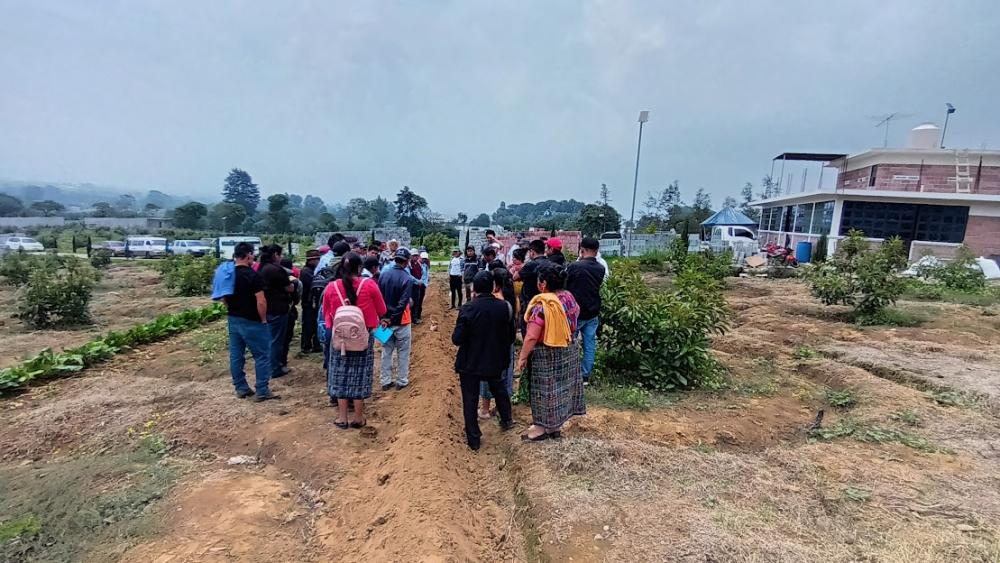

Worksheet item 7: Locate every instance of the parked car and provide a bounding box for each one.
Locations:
[169,239,212,257]
[217,236,262,260]
[1,235,45,252]
[711,225,757,242]
[125,236,168,258]
[100,240,127,257]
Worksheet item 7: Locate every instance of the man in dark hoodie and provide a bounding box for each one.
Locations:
[544,237,566,265]
[452,271,516,450]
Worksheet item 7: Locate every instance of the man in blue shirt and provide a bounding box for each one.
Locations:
[377,248,414,391]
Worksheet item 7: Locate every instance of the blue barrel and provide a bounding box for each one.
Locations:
[795,241,813,264]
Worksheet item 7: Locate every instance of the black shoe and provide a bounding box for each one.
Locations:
[235,388,254,399]
[396,383,409,391]
[381,383,395,391]
[499,420,516,431]
[467,440,481,451]
[254,391,281,402]
[271,372,286,379]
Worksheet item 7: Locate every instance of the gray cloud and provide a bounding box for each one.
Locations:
[1,0,998,216]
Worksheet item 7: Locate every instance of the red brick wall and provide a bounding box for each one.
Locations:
[964,216,1000,257]
[838,164,1000,195]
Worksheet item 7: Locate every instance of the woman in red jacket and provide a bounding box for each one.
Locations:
[323,252,388,429]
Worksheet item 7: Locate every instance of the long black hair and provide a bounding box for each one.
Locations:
[340,252,363,304]
[537,262,567,292]
[259,243,282,265]
[492,264,516,309]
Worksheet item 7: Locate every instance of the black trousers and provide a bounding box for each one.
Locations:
[449,275,463,308]
[300,303,319,352]
[412,284,426,321]
[282,306,297,366]
[459,372,512,447]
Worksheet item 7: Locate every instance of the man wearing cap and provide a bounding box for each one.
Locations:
[518,239,550,332]
[448,247,464,309]
[299,249,322,354]
[377,247,415,391]
[544,237,566,265]
[567,237,606,382]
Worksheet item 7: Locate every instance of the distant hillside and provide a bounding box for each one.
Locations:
[0,180,203,211]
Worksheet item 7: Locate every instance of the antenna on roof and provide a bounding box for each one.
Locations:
[867,112,913,148]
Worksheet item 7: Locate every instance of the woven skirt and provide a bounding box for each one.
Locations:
[327,333,375,400]
[529,344,586,429]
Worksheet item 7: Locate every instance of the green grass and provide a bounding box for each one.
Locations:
[889,409,922,427]
[792,346,818,360]
[925,389,981,408]
[854,307,928,327]
[825,389,858,409]
[902,283,1000,307]
[808,418,943,453]
[585,385,652,411]
[0,514,41,542]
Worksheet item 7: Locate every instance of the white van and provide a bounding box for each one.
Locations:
[125,236,168,258]
[711,226,757,242]
[217,236,262,260]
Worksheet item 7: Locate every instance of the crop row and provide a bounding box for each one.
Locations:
[0,303,226,394]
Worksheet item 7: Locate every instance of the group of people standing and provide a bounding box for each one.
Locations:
[216,229,608,451]
[450,232,608,448]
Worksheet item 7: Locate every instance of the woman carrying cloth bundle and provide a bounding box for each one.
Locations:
[515,262,586,441]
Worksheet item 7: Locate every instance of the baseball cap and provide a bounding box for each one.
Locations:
[394,247,411,260]
[420,251,429,259]
[546,237,563,250]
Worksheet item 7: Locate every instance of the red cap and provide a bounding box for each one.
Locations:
[546,237,562,250]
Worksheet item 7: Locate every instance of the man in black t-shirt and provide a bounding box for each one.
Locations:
[566,237,606,383]
[226,242,278,401]
[258,244,294,380]
[517,239,550,331]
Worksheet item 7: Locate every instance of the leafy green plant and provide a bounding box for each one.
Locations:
[0,514,42,542]
[598,261,729,391]
[933,244,986,292]
[156,255,220,296]
[17,259,98,328]
[0,303,225,393]
[89,248,113,269]
[638,248,669,270]
[585,385,651,411]
[793,346,817,359]
[812,234,829,264]
[809,418,941,452]
[806,229,907,323]
[825,389,858,409]
[889,409,921,426]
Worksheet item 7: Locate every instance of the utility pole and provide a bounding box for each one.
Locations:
[940,103,956,148]
[627,110,650,257]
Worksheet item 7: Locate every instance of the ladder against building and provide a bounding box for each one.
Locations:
[955,149,973,193]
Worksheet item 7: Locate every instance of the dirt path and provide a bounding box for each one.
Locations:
[120,278,523,562]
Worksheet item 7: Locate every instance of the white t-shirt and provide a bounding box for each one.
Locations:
[448,256,463,276]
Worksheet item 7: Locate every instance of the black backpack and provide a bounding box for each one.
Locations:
[309,265,340,309]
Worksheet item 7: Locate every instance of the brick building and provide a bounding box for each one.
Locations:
[755,124,1000,261]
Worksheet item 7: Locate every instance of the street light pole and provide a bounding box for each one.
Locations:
[627,110,650,257]
[940,103,956,149]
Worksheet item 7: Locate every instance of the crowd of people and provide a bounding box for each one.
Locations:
[213,229,608,450]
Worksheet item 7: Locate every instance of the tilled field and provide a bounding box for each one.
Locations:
[1,274,999,562]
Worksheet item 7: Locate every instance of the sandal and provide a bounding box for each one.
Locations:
[521,432,550,442]
[350,419,367,429]
[333,420,349,430]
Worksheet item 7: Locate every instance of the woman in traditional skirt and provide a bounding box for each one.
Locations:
[515,262,585,441]
[322,252,387,429]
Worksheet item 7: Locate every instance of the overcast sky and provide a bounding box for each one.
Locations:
[2,0,999,217]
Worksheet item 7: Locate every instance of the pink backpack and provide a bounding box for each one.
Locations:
[331,278,370,355]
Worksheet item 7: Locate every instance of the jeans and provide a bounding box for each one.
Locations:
[464,282,473,302]
[227,315,272,396]
[379,324,412,386]
[480,344,515,398]
[576,317,600,379]
[449,275,463,308]
[461,372,512,447]
[266,313,288,377]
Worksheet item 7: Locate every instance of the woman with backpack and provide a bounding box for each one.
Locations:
[322,252,388,429]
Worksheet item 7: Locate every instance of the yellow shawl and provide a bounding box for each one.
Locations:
[524,292,571,348]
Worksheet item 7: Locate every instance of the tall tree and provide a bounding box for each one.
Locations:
[287,194,303,208]
[0,194,24,216]
[576,203,622,237]
[470,213,491,227]
[172,202,208,229]
[208,202,248,232]
[92,202,113,217]
[723,196,738,209]
[740,181,760,221]
[302,195,326,217]
[222,168,260,216]
[643,180,682,225]
[690,188,714,225]
[116,194,136,213]
[143,203,162,216]
[370,196,392,226]
[29,200,65,217]
[393,186,428,235]
[456,212,468,225]
[599,183,611,206]
[759,175,778,199]
[266,194,292,233]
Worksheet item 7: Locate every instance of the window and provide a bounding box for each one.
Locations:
[809,201,834,235]
[840,201,968,243]
[868,165,878,187]
[792,204,812,233]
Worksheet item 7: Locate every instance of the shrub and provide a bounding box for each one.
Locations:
[813,234,829,264]
[598,261,729,391]
[806,229,907,323]
[0,252,35,286]
[664,233,689,272]
[684,248,734,281]
[17,258,98,328]
[157,255,220,296]
[89,248,113,269]
[638,248,669,270]
[933,244,985,292]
